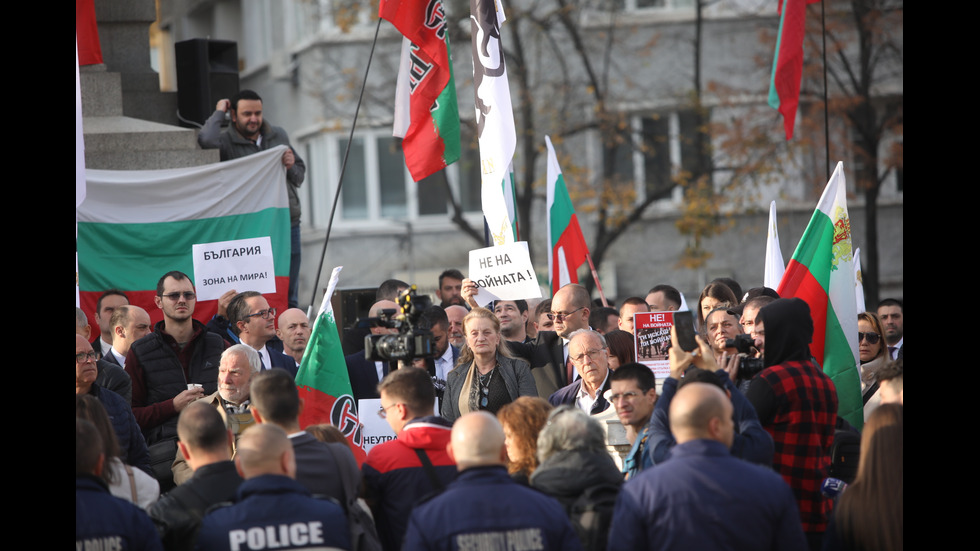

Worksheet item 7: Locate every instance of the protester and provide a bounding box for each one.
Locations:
[442,308,537,422]
[603,330,635,370]
[824,404,903,551]
[76,395,160,509]
[496,396,553,485]
[696,282,738,331]
[858,312,888,420]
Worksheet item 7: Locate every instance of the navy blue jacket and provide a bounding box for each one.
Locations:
[266,346,299,378]
[608,439,806,550]
[76,475,163,551]
[547,375,612,415]
[403,466,582,551]
[91,383,151,474]
[644,371,774,467]
[195,475,350,551]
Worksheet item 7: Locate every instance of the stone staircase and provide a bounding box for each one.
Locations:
[80,63,216,171]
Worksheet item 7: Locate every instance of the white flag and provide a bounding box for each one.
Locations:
[764,200,785,289]
[854,247,866,314]
[470,0,516,245]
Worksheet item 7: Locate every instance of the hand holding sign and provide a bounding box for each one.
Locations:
[466,242,542,307]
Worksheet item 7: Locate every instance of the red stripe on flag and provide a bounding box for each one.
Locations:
[297,386,368,466]
[777,259,828,364]
[79,276,290,331]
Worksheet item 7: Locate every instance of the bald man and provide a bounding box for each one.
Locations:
[276,308,311,367]
[345,300,399,401]
[608,383,806,550]
[445,305,468,349]
[195,424,351,551]
[403,412,581,550]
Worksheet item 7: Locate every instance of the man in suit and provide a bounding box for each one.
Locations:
[92,289,129,359]
[463,281,592,399]
[103,305,152,368]
[346,300,399,401]
[228,291,297,377]
[548,329,611,415]
[249,369,358,503]
[276,308,312,368]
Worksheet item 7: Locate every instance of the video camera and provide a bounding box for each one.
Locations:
[363,286,436,362]
[724,333,765,382]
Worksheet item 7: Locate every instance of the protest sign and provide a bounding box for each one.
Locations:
[634,311,675,382]
[358,396,441,453]
[468,241,541,307]
[358,399,397,453]
[192,236,276,300]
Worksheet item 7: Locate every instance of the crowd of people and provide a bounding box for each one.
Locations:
[76,264,903,551]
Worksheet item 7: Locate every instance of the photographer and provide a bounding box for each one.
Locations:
[643,325,774,469]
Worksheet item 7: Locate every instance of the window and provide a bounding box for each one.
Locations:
[301,129,482,228]
[608,110,711,204]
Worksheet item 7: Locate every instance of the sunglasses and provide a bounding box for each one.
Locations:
[858,332,881,345]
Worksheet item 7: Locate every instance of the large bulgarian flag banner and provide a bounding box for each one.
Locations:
[296,266,368,465]
[76,147,291,326]
[777,161,862,428]
[545,136,589,296]
[382,0,461,182]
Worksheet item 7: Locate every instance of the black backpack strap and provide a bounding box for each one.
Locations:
[414,449,445,492]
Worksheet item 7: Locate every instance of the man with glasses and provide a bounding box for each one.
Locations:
[227,291,297,377]
[547,329,612,415]
[607,362,658,479]
[125,271,227,490]
[363,367,455,551]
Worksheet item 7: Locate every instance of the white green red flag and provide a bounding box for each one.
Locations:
[383,0,461,182]
[545,136,589,296]
[777,161,862,428]
[470,0,517,245]
[768,0,819,140]
[764,200,786,289]
[76,147,291,327]
[296,266,368,465]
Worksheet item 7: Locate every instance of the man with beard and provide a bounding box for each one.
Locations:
[171,345,259,485]
[276,308,311,368]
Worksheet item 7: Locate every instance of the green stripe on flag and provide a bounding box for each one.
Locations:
[790,210,834,292]
[77,208,291,292]
[549,174,574,246]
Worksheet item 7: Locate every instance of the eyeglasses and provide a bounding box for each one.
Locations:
[547,306,585,322]
[75,351,98,363]
[378,403,401,419]
[604,390,641,403]
[246,308,277,320]
[858,332,881,345]
[160,291,196,302]
[570,347,606,363]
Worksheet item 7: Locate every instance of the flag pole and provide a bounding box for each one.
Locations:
[585,253,608,307]
[308,18,384,308]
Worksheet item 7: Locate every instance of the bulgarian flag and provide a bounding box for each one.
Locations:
[76,147,291,327]
[768,0,819,140]
[382,0,461,182]
[777,161,862,429]
[545,136,589,296]
[296,266,368,465]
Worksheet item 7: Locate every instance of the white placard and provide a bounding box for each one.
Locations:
[358,396,441,453]
[468,241,542,307]
[192,236,276,300]
[358,399,396,453]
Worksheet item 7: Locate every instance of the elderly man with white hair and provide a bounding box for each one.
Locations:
[171,344,260,485]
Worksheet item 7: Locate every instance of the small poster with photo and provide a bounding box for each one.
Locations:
[633,311,676,382]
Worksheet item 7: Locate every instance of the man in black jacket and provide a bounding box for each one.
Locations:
[149,402,243,551]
